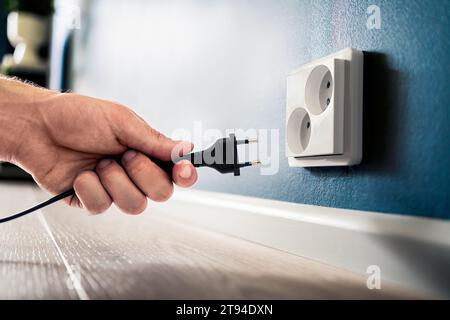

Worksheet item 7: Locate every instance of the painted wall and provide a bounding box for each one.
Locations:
[68,0,449,219]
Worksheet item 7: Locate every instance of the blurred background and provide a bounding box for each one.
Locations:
[0,0,449,219]
[0,1,5,59]
[0,0,52,179]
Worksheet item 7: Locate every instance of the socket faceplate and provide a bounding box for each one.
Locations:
[286,48,364,167]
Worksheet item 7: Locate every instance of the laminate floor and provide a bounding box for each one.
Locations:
[0,182,422,299]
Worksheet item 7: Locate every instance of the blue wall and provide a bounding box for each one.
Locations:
[69,0,450,219]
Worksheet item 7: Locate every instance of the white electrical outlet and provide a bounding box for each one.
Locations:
[286,48,363,167]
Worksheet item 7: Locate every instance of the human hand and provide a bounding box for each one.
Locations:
[2,83,197,215]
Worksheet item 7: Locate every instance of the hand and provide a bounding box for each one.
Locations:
[2,82,197,215]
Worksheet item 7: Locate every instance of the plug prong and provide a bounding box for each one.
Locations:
[239,160,262,168]
[236,139,248,145]
[237,138,258,145]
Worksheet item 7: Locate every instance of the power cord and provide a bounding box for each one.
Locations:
[0,134,259,224]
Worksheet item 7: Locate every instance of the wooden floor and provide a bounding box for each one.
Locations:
[0,182,422,299]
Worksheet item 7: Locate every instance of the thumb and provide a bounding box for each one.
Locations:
[113,107,192,161]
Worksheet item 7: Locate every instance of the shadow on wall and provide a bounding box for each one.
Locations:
[307,52,407,177]
[373,224,450,298]
[361,52,407,175]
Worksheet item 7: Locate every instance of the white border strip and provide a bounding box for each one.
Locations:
[173,192,450,244]
[156,189,450,298]
[38,213,90,300]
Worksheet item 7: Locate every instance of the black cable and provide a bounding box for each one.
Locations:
[0,189,75,224]
[0,135,260,224]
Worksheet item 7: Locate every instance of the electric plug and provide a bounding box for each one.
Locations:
[175,134,260,176]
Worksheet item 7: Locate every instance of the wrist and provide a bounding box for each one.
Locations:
[0,78,54,163]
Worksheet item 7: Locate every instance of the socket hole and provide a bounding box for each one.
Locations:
[287,107,311,154]
[305,65,333,115]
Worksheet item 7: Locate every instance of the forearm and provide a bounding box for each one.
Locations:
[0,77,54,163]
[0,76,198,214]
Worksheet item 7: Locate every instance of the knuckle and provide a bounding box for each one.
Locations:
[97,162,120,181]
[73,177,84,191]
[151,128,168,144]
[127,156,147,176]
[73,171,92,190]
[155,131,164,141]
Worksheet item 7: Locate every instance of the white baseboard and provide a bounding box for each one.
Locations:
[155,189,450,298]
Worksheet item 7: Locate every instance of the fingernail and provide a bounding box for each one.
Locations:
[123,150,137,162]
[97,159,112,170]
[179,165,192,179]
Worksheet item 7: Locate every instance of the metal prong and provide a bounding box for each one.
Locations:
[237,138,258,145]
[238,160,262,168]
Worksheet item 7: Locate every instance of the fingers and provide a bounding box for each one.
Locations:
[77,150,198,216]
[96,159,148,215]
[121,150,174,202]
[73,171,112,214]
[112,105,193,161]
[121,150,197,192]
[172,160,198,188]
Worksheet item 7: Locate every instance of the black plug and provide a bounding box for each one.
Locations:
[176,134,260,176]
[151,134,260,176]
[114,134,260,177]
